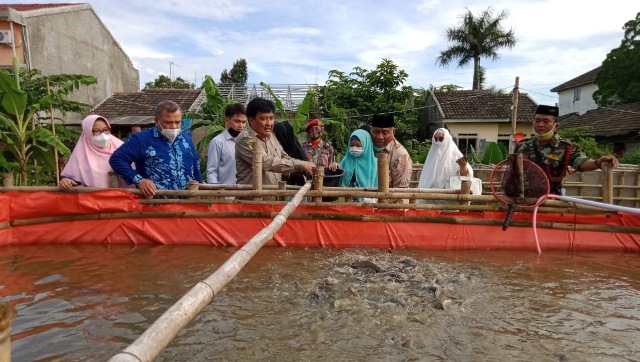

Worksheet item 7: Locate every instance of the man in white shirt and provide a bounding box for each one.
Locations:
[206,103,247,184]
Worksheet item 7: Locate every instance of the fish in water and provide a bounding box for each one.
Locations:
[350,260,383,273]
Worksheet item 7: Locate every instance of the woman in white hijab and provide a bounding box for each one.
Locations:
[418,128,473,196]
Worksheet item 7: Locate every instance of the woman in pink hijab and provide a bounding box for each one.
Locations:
[59,115,124,190]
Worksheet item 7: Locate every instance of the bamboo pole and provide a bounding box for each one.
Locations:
[47,79,60,184]
[312,167,324,203]
[377,152,390,203]
[0,302,15,362]
[7,206,637,236]
[252,139,263,201]
[108,181,314,362]
[186,180,199,200]
[277,181,286,202]
[509,76,520,154]
[459,180,471,205]
[602,163,613,204]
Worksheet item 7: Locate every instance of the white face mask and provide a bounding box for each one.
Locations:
[349,146,364,157]
[91,133,111,148]
[161,128,180,142]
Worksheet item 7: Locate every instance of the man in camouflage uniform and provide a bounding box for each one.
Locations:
[515,104,618,195]
[301,119,334,167]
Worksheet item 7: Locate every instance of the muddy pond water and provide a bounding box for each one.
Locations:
[1,244,639,361]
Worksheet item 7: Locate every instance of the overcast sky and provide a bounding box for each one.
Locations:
[7,0,638,105]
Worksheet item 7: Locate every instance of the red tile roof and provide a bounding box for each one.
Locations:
[560,102,640,137]
[61,89,205,125]
[91,89,204,118]
[431,90,538,123]
[0,3,81,11]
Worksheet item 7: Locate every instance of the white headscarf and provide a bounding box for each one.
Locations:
[418,128,473,189]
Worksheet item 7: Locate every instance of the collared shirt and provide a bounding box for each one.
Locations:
[235,125,306,185]
[515,133,588,194]
[380,137,413,188]
[301,140,334,167]
[206,129,237,184]
[109,127,202,191]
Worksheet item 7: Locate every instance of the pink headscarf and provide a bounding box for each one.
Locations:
[60,115,124,188]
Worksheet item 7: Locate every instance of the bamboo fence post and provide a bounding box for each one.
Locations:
[252,139,263,201]
[602,163,613,204]
[459,179,471,205]
[312,167,324,203]
[0,302,15,362]
[277,181,286,201]
[108,172,120,188]
[47,79,60,184]
[377,152,390,203]
[187,181,200,200]
[1,173,13,188]
[108,181,314,362]
[509,76,520,154]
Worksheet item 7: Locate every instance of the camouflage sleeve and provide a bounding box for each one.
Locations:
[569,143,590,169]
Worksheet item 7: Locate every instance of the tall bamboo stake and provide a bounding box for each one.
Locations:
[509,76,520,154]
[108,180,313,362]
[252,139,263,200]
[47,79,60,184]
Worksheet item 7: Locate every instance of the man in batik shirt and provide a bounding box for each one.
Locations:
[370,113,413,190]
[301,119,334,167]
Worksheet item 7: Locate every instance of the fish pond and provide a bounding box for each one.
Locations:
[1,245,639,361]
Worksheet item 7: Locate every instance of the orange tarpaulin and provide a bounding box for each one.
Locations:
[1,190,640,251]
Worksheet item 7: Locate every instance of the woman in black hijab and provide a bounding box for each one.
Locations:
[273,121,306,161]
[273,121,310,185]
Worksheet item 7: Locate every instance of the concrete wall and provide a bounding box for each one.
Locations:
[1,4,139,119]
[445,121,532,155]
[557,83,598,116]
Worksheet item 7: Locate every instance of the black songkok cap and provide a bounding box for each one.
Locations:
[535,105,559,117]
[371,113,395,128]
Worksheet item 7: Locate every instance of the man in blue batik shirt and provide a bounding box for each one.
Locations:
[109,100,202,198]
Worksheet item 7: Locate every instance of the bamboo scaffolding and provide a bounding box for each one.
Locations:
[109,181,313,362]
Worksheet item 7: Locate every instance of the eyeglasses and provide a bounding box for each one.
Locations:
[92,129,111,136]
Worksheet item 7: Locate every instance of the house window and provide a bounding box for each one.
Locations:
[497,134,511,150]
[457,133,478,157]
[573,88,581,102]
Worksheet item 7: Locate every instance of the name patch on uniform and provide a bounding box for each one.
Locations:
[546,153,561,161]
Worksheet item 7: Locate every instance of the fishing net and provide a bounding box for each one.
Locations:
[489,153,550,230]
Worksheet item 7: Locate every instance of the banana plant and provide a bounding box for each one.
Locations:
[189,75,230,154]
[0,58,97,185]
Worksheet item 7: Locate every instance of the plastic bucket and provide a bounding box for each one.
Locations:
[322,168,344,202]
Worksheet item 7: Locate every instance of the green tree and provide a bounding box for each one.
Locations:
[557,127,611,159]
[144,74,194,89]
[0,59,97,185]
[593,12,640,107]
[220,58,248,84]
[436,6,517,90]
[317,58,417,156]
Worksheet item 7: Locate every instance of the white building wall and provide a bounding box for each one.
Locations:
[557,83,599,116]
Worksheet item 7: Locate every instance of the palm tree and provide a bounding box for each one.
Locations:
[436,6,517,90]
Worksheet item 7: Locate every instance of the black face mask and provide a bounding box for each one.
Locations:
[228,128,241,137]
